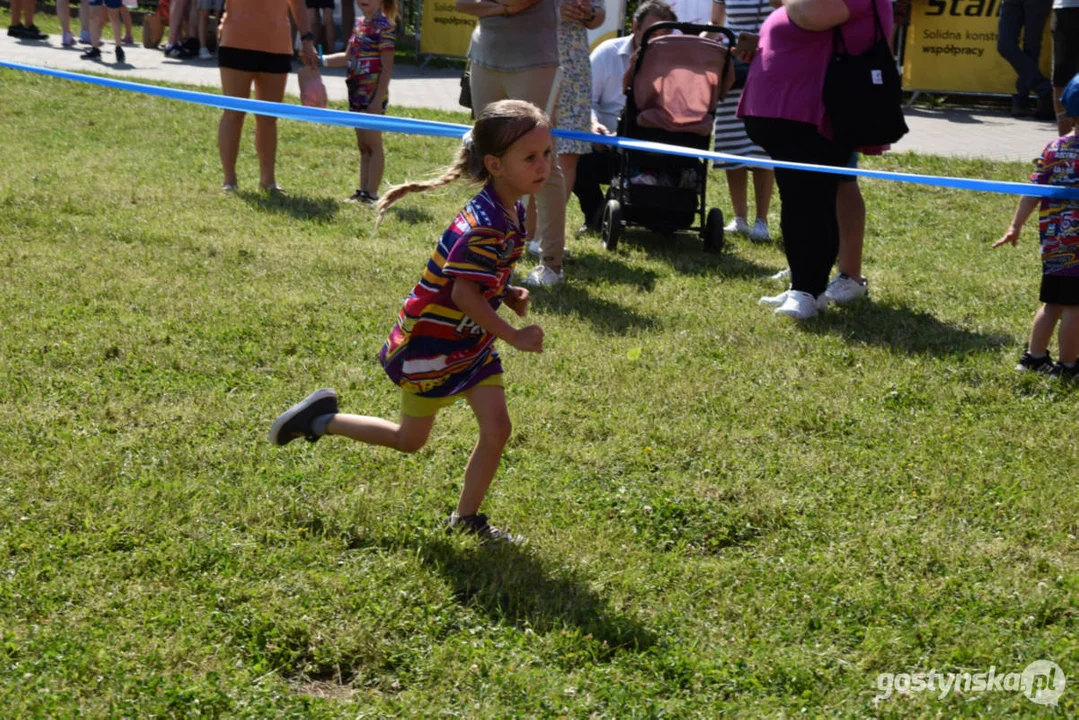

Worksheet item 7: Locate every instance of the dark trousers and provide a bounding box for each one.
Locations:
[998,0,1053,98]
[744,117,851,298]
[572,149,618,228]
[1052,8,1079,87]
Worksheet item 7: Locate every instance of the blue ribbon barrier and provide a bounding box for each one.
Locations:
[3,59,1078,201]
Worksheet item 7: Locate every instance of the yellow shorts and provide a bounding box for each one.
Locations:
[400,374,504,417]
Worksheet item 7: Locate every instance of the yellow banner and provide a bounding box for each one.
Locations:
[419,0,476,57]
[903,0,1052,94]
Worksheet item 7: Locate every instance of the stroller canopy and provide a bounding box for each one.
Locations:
[633,34,729,136]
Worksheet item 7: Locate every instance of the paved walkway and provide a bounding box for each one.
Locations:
[0,34,1059,164]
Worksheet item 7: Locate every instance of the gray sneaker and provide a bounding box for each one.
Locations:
[445,513,525,545]
[268,388,338,445]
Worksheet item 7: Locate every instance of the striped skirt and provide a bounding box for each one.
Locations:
[712,87,769,170]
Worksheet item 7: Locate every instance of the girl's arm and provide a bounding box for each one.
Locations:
[994,196,1040,248]
[451,280,544,352]
[371,49,394,112]
[322,51,349,68]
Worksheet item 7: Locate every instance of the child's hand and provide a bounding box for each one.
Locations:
[503,286,530,317]
[993,227,1020,248]
[510,325,544,353]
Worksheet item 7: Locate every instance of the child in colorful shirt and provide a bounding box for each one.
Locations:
[994,74,1079,380]
[270,100,552,543]
[323,0,397,204]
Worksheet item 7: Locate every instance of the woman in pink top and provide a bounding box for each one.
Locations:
[736,0,892,319]
[217,0,319,193]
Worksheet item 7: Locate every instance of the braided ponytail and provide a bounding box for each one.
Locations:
[376,99,549,225]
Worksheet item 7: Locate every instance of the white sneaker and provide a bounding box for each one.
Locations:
[199,47,212,60]
[523,264,564,287]
[759,289,790,307]
[768,267,791,283]
[724,216,751,235]
[748,218,771,242]
[526,240,540,258]
[824,273,868,304]
[775,290,825,320]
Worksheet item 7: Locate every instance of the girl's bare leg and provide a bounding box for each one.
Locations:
[456,385,511,517]
[326,413,435,454]
[218,68,255,187]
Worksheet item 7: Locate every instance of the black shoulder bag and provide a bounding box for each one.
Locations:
[822,0,908,147]
[459,64,473,111]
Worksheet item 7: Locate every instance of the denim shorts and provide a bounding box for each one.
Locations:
[88,0,124,8]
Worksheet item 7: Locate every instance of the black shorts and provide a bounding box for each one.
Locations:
[1040,273,1079,305]
[1052,8,1079,88]
[306,0,335,8]
[218,46,293,74]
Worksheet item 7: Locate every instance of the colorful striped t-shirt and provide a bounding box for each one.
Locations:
[379,186,526,397]
[1032,135,1079,277]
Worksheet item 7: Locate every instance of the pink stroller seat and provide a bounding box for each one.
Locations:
[633,34,730,136]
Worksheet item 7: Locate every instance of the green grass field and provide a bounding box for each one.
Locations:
[0,67,1076,717]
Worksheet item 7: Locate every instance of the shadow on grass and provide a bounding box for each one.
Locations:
[594,228,776,280]
[238,190,340,221]
[805,300,1013,355]
[285,512,656,661]
[383,204,436,226]
[528,282,658,335]
[407,536,656,657]
[569,250,661,290]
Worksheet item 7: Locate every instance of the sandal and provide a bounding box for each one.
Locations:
[259,183,287,196]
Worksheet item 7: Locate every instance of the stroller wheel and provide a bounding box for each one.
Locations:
[601,199,622,252]
[704,208,724,253]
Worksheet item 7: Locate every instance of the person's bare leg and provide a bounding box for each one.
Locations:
[199,9,210,50]
[322,7,335,52]
[752,168,774,222]
[168,0,191,47]
[218,68,255,187]
[308,8,320,47]
[79,0,89,38]
[342,0,355,41]
[120,5,133,40]
[358,129,384,196]
[253,71,289,189]
[89,5,103,48]
[358,127,371,191]
[836,180,866,279]
[326,412,436,453]
[726,167,748,220]
[1030,303,1064,356]
[456,385,512,517]
[57,0,72,36]
[1058,307,1079,364]
[108,7,122,49]
[560,153,579,203]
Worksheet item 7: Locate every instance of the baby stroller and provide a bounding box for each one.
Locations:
[601,22,736,253]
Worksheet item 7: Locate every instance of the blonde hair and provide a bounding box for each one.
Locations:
[381,0,398,24]
[377,100,550,219]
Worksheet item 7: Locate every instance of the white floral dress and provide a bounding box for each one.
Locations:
[556,0,604,156]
